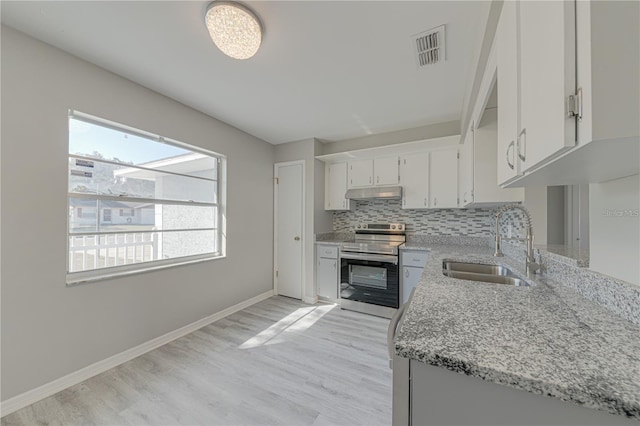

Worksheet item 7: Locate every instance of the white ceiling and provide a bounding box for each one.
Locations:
[1,1,490,145]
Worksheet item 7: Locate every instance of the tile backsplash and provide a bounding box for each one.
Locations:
[333,199,528,237]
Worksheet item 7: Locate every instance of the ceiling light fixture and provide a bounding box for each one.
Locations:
[204,1,263,60]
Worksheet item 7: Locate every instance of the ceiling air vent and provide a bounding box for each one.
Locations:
[412,25,445,68]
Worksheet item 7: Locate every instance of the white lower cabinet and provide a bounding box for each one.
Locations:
[400,250,428,304]
[316,244,339,299]
[393,359,636,426]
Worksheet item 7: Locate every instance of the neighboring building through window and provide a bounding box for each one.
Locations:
[67,111,225,283]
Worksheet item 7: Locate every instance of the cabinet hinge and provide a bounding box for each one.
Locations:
[566,87,583,121]
[457,153,460,159]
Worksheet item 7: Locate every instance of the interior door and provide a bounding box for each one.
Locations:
[275,162,303,299]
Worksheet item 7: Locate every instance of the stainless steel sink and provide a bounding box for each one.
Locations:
[442,260,530,287]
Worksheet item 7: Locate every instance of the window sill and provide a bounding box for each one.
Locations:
[66,253,225,286]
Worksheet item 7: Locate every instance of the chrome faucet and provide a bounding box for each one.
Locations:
[494,204,541,277]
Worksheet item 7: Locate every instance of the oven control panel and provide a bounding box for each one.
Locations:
[355,223,405,231]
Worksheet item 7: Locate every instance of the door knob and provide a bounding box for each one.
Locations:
[294,236,300,241]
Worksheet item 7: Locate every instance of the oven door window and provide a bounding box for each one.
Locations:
[340,258,399,309]
[349,265,387,290]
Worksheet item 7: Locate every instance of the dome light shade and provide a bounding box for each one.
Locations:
[204,1,263,60]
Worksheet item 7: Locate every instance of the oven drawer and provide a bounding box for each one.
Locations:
[317,245,338,259]
[401,251,429,268]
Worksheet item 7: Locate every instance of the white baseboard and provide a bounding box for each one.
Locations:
[303,295,318,304]
[0,289,274,417]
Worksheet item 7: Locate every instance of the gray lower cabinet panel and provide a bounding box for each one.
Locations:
[401,266,422,304]
[408,360,636,426]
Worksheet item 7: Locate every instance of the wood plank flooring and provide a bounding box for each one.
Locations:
[2,296,392,425]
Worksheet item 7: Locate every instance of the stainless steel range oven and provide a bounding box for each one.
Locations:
[339,223,405,318]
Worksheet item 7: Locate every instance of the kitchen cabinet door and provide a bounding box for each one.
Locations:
[459,127,474,207]
[348,159,373,188]
[317,257,338,299]
[429,149,458,208]
[518,0,576,172]
[399,154,429,209]
[496,0,520,185]
[374,157,399,186]
[325,162,350,211]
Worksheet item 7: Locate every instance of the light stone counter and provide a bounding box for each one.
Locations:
[394,244,640,420]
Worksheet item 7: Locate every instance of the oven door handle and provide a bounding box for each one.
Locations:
[339,252,398,264]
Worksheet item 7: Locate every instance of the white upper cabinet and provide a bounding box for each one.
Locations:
[496,0,520,185]
[467,109,524,206]
[493,0,638,187]
[429,148,458,209]
[374,157,400,185]
[347,157,399,188]
[459,127,475,206]
[325,162,350,211]
[518,0,576,172]
[348,159,374,188]
[400,154,429,209]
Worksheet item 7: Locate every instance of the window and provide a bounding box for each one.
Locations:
[67,111,225,283]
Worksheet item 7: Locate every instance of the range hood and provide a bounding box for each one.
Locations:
[345,186,402,200]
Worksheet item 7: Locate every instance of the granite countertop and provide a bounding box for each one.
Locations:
[394,244,640,419]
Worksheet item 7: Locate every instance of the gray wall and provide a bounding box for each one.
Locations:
[547,186,565,245]
[1,26,274,400]
[589,174,640,286]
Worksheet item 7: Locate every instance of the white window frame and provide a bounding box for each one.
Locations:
[66,110,226,285]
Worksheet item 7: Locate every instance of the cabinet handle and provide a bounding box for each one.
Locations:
[377,176,379,184]
[405,269,410,278]
[369,176,372,184]
[517,129,526,162]
[334,262,337,269]
[434,197,437,207]
[506,140,515,170]
[463,192,467,203]
[424,198,427,206]
[342,200,345,208]
[412,258,420,262]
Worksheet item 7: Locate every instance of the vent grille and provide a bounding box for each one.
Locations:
[413,25,445,68]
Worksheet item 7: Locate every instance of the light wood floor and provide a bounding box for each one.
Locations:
[2,296,392,425]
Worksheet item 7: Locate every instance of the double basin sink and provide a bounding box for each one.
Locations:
[443,260,530,287]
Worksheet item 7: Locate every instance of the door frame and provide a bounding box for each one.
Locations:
[273,160,306,299]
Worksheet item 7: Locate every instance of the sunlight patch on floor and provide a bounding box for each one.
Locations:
[239,304,336,349]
